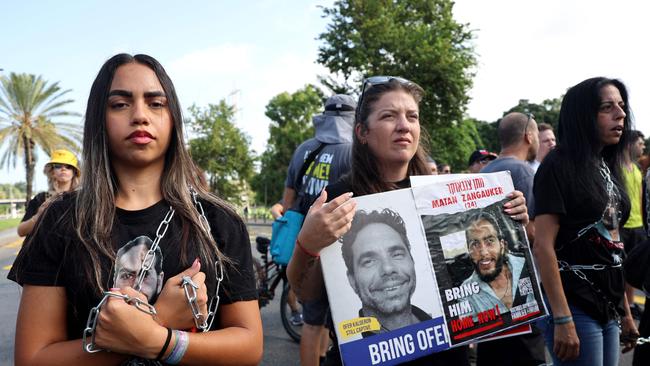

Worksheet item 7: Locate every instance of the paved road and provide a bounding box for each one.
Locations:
[0,225,641,365]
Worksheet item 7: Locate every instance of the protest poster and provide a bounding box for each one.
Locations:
[412,172,546,345]
[319,172,546,366]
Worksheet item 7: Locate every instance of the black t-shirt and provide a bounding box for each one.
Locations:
[21,191,49,222]
[534,151,628,322]
[9,193,257,340]
[323,176,470,366]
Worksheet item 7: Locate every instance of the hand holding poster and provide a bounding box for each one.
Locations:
[320,172,546,366]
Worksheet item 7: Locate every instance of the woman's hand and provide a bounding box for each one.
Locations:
[155,258,208,330]
[94,288,167,359]
[621,315,640,353]
[504,190,528,225]
[553,320,580,361]
[297,190,356,255]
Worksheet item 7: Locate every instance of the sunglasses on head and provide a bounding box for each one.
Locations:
[522,113,534,135]
[52,163,74,170]
[357,76,415,119]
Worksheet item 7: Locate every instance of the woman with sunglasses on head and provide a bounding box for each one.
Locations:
[534,77,639,366]
[9,54,262,365]
[287,76,530,365]
[17,149,81,237]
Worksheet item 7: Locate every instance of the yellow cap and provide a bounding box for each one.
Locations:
[47,149,80,175]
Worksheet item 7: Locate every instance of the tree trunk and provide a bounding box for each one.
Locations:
[23,136,35,204]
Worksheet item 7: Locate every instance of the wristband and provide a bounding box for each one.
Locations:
[155,327,172,361]
[296,239,319,258]
[164,330,189,364]
[553,315,573,325]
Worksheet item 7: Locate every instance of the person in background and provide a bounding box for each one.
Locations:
[427,156,438,174]
[440,163,451,174]
[17,149,81,237]
[478,112,544,365]
[283,94,356,366]
[621,130,646,320]
[534,77,638,365]
[467,149,497,174]
[529,123,556,172]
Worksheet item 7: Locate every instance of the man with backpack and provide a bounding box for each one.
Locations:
[281,94,356,366]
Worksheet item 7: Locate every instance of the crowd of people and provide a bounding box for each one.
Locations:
[8,52,650,366]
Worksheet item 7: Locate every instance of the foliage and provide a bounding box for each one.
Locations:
[0,217,21,230]
[317,0,477,169]
[0,183,26,199]
[251,85,324,206]
[0,73,81,202]
[476,98,563,152]
[187,101,254,205]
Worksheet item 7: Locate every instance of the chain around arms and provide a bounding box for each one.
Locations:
[82,292,157,353]
[184,186,224,332]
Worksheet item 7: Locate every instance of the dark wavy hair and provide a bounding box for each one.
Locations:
[341,208,411,273]
[349,78,431,195]
[555,77,632,217]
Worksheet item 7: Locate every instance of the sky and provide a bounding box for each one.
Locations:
[1,0,649,192]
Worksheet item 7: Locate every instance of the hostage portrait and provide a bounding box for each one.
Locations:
[421,199,544,344]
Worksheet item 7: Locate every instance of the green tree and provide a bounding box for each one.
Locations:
[476,97,563,152]
[251,85,324,206]
[188,101,254,205]
[0,73,81,202]
[317,0,477,169]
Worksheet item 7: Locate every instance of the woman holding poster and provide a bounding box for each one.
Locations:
[534,77,639,365]
[287,76,530,366]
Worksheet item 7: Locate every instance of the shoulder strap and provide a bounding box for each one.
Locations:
[293,143,325,190]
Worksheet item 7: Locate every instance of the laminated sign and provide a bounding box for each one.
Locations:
[320,172,547,366]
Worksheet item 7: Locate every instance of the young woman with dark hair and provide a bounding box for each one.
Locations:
[287,77,529,365]
[534,77,639,365]
[9,53,262,365]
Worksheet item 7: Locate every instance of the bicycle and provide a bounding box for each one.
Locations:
[253,236,302,342]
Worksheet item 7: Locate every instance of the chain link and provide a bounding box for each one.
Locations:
[82,292,157,353]
[637,337,650,345]
[187,186,224,332]
[557,260,622,326]
[133,207,175,292]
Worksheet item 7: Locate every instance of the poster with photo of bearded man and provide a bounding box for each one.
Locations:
[412,172,546,345]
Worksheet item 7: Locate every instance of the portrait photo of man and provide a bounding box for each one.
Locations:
[341,208,431,336]
[113,235,165,302]
[461,212,534,318]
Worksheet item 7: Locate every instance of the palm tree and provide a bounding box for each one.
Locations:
[0,73,81,202]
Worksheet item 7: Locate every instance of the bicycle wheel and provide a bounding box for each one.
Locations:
[280,281,302,342]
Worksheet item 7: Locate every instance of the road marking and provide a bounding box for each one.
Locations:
[2,265,11,270]
[1,238,23,249]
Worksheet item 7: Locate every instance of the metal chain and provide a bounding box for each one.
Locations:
[133,207,176,292]
[637,337,650,345]
[83,292,157,353]
[557,260,622,327]
[187,186,224,332]
[83,206,174,353]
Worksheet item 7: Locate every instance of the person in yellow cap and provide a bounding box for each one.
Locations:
[17,149,81,237]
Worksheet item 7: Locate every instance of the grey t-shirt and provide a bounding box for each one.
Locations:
[285,138,352,212]
[481,156,536,218]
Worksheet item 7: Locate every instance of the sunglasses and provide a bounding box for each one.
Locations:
[522,113,534,136]
[356,76,415,119]
[52,163,74,170]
